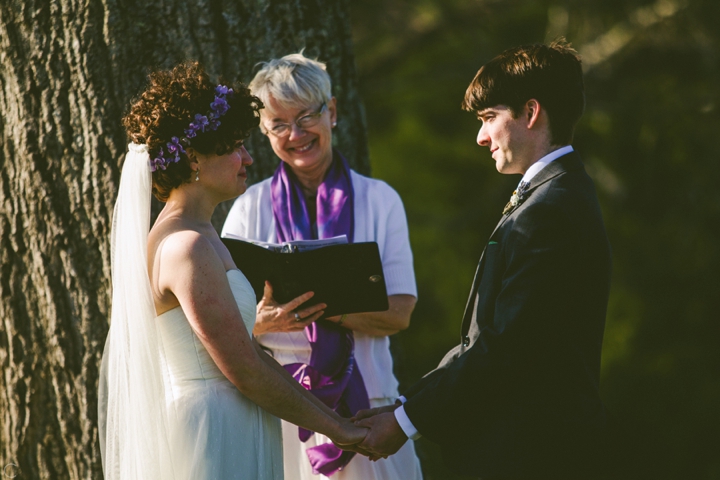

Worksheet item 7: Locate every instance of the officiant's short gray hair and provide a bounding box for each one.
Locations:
[249,53,332,112]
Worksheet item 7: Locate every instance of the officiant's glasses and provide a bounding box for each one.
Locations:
[262,103,327,138]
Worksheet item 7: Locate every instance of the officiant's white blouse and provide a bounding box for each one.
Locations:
[222,170,417,400]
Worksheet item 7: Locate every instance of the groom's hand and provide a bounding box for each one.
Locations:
[354,412,408,458]
[351,403,399,422]
[333,439,387,462]
[333,440,379,459]
[331,420,379,459]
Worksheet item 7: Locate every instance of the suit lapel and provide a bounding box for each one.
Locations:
[488,208,511,240]
[459,247,488,332]
[459,212,506,340]
[458,152,583,340]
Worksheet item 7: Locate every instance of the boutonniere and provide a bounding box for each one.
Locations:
[502,181,531,215]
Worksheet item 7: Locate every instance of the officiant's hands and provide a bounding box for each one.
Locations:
[253,282,326,335]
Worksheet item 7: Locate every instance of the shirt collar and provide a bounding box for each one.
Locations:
[520,145,574,186]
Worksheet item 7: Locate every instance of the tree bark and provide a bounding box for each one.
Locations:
[0,0,367,478]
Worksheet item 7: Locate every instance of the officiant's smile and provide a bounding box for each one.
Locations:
[261,95,337,187]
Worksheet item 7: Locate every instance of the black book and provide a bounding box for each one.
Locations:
[221,236,389,317]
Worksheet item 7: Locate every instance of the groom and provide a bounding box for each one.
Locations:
[349,40,611,479]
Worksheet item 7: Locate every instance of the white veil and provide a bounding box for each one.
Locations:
[98,143,175,480]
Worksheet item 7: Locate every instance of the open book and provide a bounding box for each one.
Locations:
[221,234,389,318]
[223,232,349,253]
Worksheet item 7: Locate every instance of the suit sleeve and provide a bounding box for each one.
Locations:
[402,344,463,398]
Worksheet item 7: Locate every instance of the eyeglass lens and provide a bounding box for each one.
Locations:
[268,104,326,137]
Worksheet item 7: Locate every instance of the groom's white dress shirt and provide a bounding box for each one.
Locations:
[518,145,573,186]
[393,145,574,441]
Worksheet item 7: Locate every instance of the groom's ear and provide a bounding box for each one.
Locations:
[524,99,542,129]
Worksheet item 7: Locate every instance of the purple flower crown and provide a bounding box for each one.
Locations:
[150,85,234,172]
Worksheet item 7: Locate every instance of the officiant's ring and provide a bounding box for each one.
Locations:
[294,313,302,322]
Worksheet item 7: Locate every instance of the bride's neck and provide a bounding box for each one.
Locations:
[162,187,216,224]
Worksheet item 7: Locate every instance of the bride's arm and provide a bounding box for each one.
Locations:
[157,231,365,445]
[253,341,345,422]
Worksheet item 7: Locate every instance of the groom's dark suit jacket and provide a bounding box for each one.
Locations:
[403,152,611,479]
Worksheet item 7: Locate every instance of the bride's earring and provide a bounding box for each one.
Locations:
[195,169,200,182]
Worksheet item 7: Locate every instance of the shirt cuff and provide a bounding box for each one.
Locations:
[394,405,421,441]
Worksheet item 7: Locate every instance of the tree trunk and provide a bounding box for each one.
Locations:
[0,0,367,477]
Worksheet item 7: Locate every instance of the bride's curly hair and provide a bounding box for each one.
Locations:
[123,61,263,201]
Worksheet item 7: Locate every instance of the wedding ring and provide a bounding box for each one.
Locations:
[294,312,302,322]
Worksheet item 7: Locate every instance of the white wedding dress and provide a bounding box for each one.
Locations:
[155,269,284,479]
[100,145,284,479]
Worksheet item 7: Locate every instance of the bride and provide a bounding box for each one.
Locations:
[98,61,367,480]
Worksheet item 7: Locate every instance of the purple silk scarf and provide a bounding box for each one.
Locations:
[271,151,370,476]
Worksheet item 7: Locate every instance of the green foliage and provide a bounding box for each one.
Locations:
[351,0,720,478]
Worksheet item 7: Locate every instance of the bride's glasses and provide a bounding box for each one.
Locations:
[263,103,327,138]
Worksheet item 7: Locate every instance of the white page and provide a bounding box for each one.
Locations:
[222,232,347,252]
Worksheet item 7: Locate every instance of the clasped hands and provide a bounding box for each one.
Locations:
[255,283,408,459]
[334,403,408,461]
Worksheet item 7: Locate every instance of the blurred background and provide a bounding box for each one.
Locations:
[348,0,720,478]
[2,0,718,478]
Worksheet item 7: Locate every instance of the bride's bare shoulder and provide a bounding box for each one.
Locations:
[148,223,226,311]
[151,225,217,268]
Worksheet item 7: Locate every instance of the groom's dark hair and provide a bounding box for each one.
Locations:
[462,38,584,145]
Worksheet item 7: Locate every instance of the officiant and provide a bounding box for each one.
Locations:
[222,52,422,480]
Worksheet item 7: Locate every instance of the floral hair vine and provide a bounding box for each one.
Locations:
[149,85,234,172]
